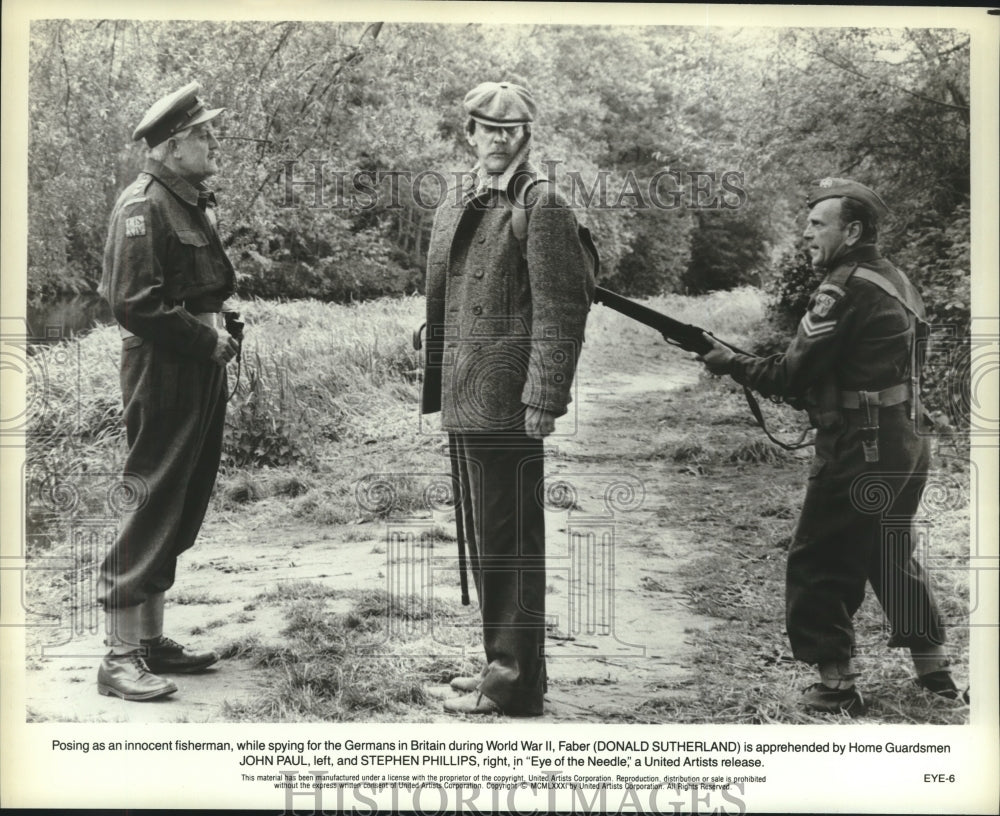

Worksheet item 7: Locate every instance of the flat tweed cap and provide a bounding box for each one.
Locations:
[807,177,890,219]
[463,81,536,126]
[132,81,225,147]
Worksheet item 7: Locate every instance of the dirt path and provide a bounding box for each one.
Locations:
[26,344,716,723]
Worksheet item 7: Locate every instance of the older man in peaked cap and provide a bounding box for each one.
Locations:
[95,81,239,700]
[421,81,593,716]
[698,178,967,714]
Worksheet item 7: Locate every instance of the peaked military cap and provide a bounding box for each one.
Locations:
[463,81,536,126]
[132,81,225,147]
[807,177,890,219]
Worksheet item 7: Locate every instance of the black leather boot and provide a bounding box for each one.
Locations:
[142,635,218,674]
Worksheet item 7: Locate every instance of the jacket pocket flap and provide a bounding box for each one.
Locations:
[176,229,209,247]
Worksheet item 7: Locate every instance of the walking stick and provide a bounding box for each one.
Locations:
[448,433,471,606]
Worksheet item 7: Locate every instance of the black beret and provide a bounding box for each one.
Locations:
[807,177,890,219]
[463,81,536,127]
[132,81,225,148]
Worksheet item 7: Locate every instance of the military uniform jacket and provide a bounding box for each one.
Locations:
[421,153,592,432]
[727,245,925,404]
[99,158,236,358]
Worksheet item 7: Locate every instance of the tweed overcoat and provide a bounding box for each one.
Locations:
[421,157,592,432]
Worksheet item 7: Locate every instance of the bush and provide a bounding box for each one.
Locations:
[892,205,971,427]
[235,219,422,303]
[751,249,816,356]
[601,208,693,296]
[683,208,771,294]
[222,350,315,470]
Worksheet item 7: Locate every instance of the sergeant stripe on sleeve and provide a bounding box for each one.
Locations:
[800,313,838,338]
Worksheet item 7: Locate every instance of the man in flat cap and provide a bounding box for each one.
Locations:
[96,81,239,700]
[698,178,966,714]
[421,81,593,716]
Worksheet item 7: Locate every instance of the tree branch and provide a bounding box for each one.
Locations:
[258,22,297,83]
[810,47,970,117]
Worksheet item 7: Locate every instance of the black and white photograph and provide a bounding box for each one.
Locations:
[2,1,997,813]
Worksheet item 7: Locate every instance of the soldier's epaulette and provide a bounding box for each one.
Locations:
[119,174,153,206]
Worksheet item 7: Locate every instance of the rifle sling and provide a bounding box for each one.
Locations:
[740,386,815,451]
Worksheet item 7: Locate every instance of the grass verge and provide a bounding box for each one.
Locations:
[220,584,481,722]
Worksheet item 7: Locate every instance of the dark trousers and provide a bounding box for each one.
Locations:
[452,432,547,715]
[786,405,945,664]
[98,336,226,610]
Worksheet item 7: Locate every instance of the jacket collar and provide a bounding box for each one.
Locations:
[142,157,210,208]
[834,243,882,267]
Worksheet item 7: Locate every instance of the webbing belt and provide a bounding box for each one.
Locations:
[119,312,223,338]
[839,383,910,409]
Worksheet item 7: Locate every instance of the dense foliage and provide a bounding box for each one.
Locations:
[28,23,969,310]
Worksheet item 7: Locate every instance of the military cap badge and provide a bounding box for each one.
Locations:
[807,176,890,219]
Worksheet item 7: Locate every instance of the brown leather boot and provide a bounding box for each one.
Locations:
[97,651,178,701]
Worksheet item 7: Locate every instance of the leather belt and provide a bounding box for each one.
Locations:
[119,312,223,339]
[839,383,910,409]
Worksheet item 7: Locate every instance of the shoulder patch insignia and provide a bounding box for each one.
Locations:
[811,291,837,318]
[808,282,846,319]
[124,215,146,238]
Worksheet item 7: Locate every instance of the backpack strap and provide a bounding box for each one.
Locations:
[852,266,926,321]
[840,263,929,424]
[508,173,599,304]
[508,174,548,259]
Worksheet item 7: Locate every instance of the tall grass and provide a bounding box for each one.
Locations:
[26,296,426,535]
[231,295,423,448]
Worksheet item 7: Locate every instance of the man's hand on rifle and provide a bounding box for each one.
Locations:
[525,405,557,439]
[697,332,736,375]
